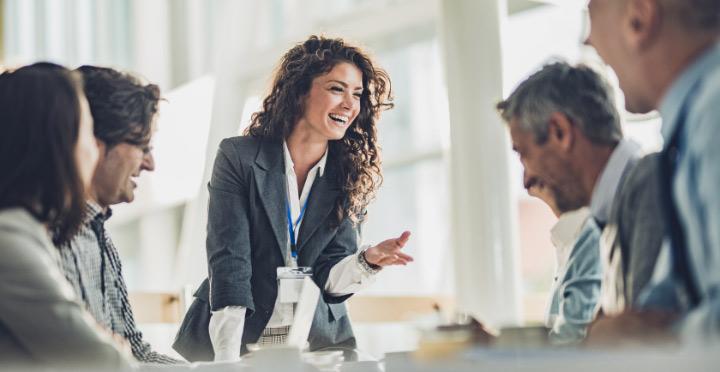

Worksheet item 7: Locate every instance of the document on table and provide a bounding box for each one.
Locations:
[286,276,320,348]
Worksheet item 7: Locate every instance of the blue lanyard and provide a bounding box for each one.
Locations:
[286,194,311,259]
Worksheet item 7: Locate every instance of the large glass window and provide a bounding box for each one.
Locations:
[362,38,453,296]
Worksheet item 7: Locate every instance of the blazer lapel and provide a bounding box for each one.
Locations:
[297,168,340,252]
[253,139,290,264]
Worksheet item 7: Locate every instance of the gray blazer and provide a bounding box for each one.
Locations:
[173,136,358,361]
[604,153,665,308]
[0,208,131,370]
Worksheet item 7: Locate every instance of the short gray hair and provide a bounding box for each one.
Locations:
[661,0,720,31]
[497,61,622,145]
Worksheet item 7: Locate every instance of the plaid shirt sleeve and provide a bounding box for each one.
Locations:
[103,236,184,364]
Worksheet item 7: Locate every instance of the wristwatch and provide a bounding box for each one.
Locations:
[358,248,382,275]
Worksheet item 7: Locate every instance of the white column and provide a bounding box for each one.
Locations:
[136,208,180,291]
[438,0,522,327]
[130,0,171,89]
[173,0,260,288]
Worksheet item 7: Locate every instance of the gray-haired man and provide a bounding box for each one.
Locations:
[497,61,642,344]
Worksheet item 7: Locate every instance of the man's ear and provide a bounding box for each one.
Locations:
[624,0,661,51]
[547,112,574,152]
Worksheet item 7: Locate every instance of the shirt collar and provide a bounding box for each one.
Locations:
[550,207,590,268]
[589,138,642,225]
[659,42,720,142]
[84,201,112,224]
[282,140,328,177]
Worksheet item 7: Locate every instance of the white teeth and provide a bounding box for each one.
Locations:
[329,114,349,124]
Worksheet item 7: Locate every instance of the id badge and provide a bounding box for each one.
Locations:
[277,266,312,303]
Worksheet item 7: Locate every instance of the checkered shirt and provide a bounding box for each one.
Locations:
[58,202,182,364]
[258,326,291,346]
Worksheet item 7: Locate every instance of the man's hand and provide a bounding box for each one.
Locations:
[527,180,561,218]
[364,231,413,267]
[585,310,679,348]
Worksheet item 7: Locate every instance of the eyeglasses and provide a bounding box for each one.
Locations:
[123,140,153,155]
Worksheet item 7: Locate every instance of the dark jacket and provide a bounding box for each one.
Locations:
[173,136,357,361]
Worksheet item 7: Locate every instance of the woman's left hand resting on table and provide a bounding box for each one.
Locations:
[363,231,413,267]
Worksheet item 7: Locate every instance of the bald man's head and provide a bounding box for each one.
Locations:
[587,0,720,113]
[659,0,720,31]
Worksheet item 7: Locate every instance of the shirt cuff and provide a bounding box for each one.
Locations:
[357,245,382,275]
[325,245,378,296]
[209,306,246,362]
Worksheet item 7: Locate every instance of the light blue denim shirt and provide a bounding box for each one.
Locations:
[638,42,720,343]
[546,214,602,345]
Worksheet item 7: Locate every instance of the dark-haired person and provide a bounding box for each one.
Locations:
[174,35,413,362]
[0,63,131,369]
[56,65,181,364]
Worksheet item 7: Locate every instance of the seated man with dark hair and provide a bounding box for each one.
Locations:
[57,65,182,364]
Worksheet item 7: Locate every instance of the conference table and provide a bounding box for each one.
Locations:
[137,345,719,372]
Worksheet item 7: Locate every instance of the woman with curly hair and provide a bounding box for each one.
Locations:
[174,35,413,361]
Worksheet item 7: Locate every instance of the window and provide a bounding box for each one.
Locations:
[361,38,453,296]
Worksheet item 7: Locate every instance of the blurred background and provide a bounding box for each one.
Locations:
[0,0,663,358]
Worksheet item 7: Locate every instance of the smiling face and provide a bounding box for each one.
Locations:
[90,115,156,207]
[294,62,363,141]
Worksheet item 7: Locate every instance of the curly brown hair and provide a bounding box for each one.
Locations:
[244,35,393,225]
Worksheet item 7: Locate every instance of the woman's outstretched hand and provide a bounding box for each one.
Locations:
[364,231,413,267]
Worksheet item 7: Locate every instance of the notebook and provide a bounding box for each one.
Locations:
[286,276,320,348]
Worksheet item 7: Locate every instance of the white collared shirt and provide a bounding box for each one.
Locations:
[589,139,642,226]
[282,141,326,265]
[209,141,377,361]
[550,208,591,274]
[546,209,589,326]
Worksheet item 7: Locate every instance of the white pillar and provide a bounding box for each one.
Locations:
[137,209,179,291]
[173,0,260,288]
[438,0,522,327]
[130,0,171,90]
